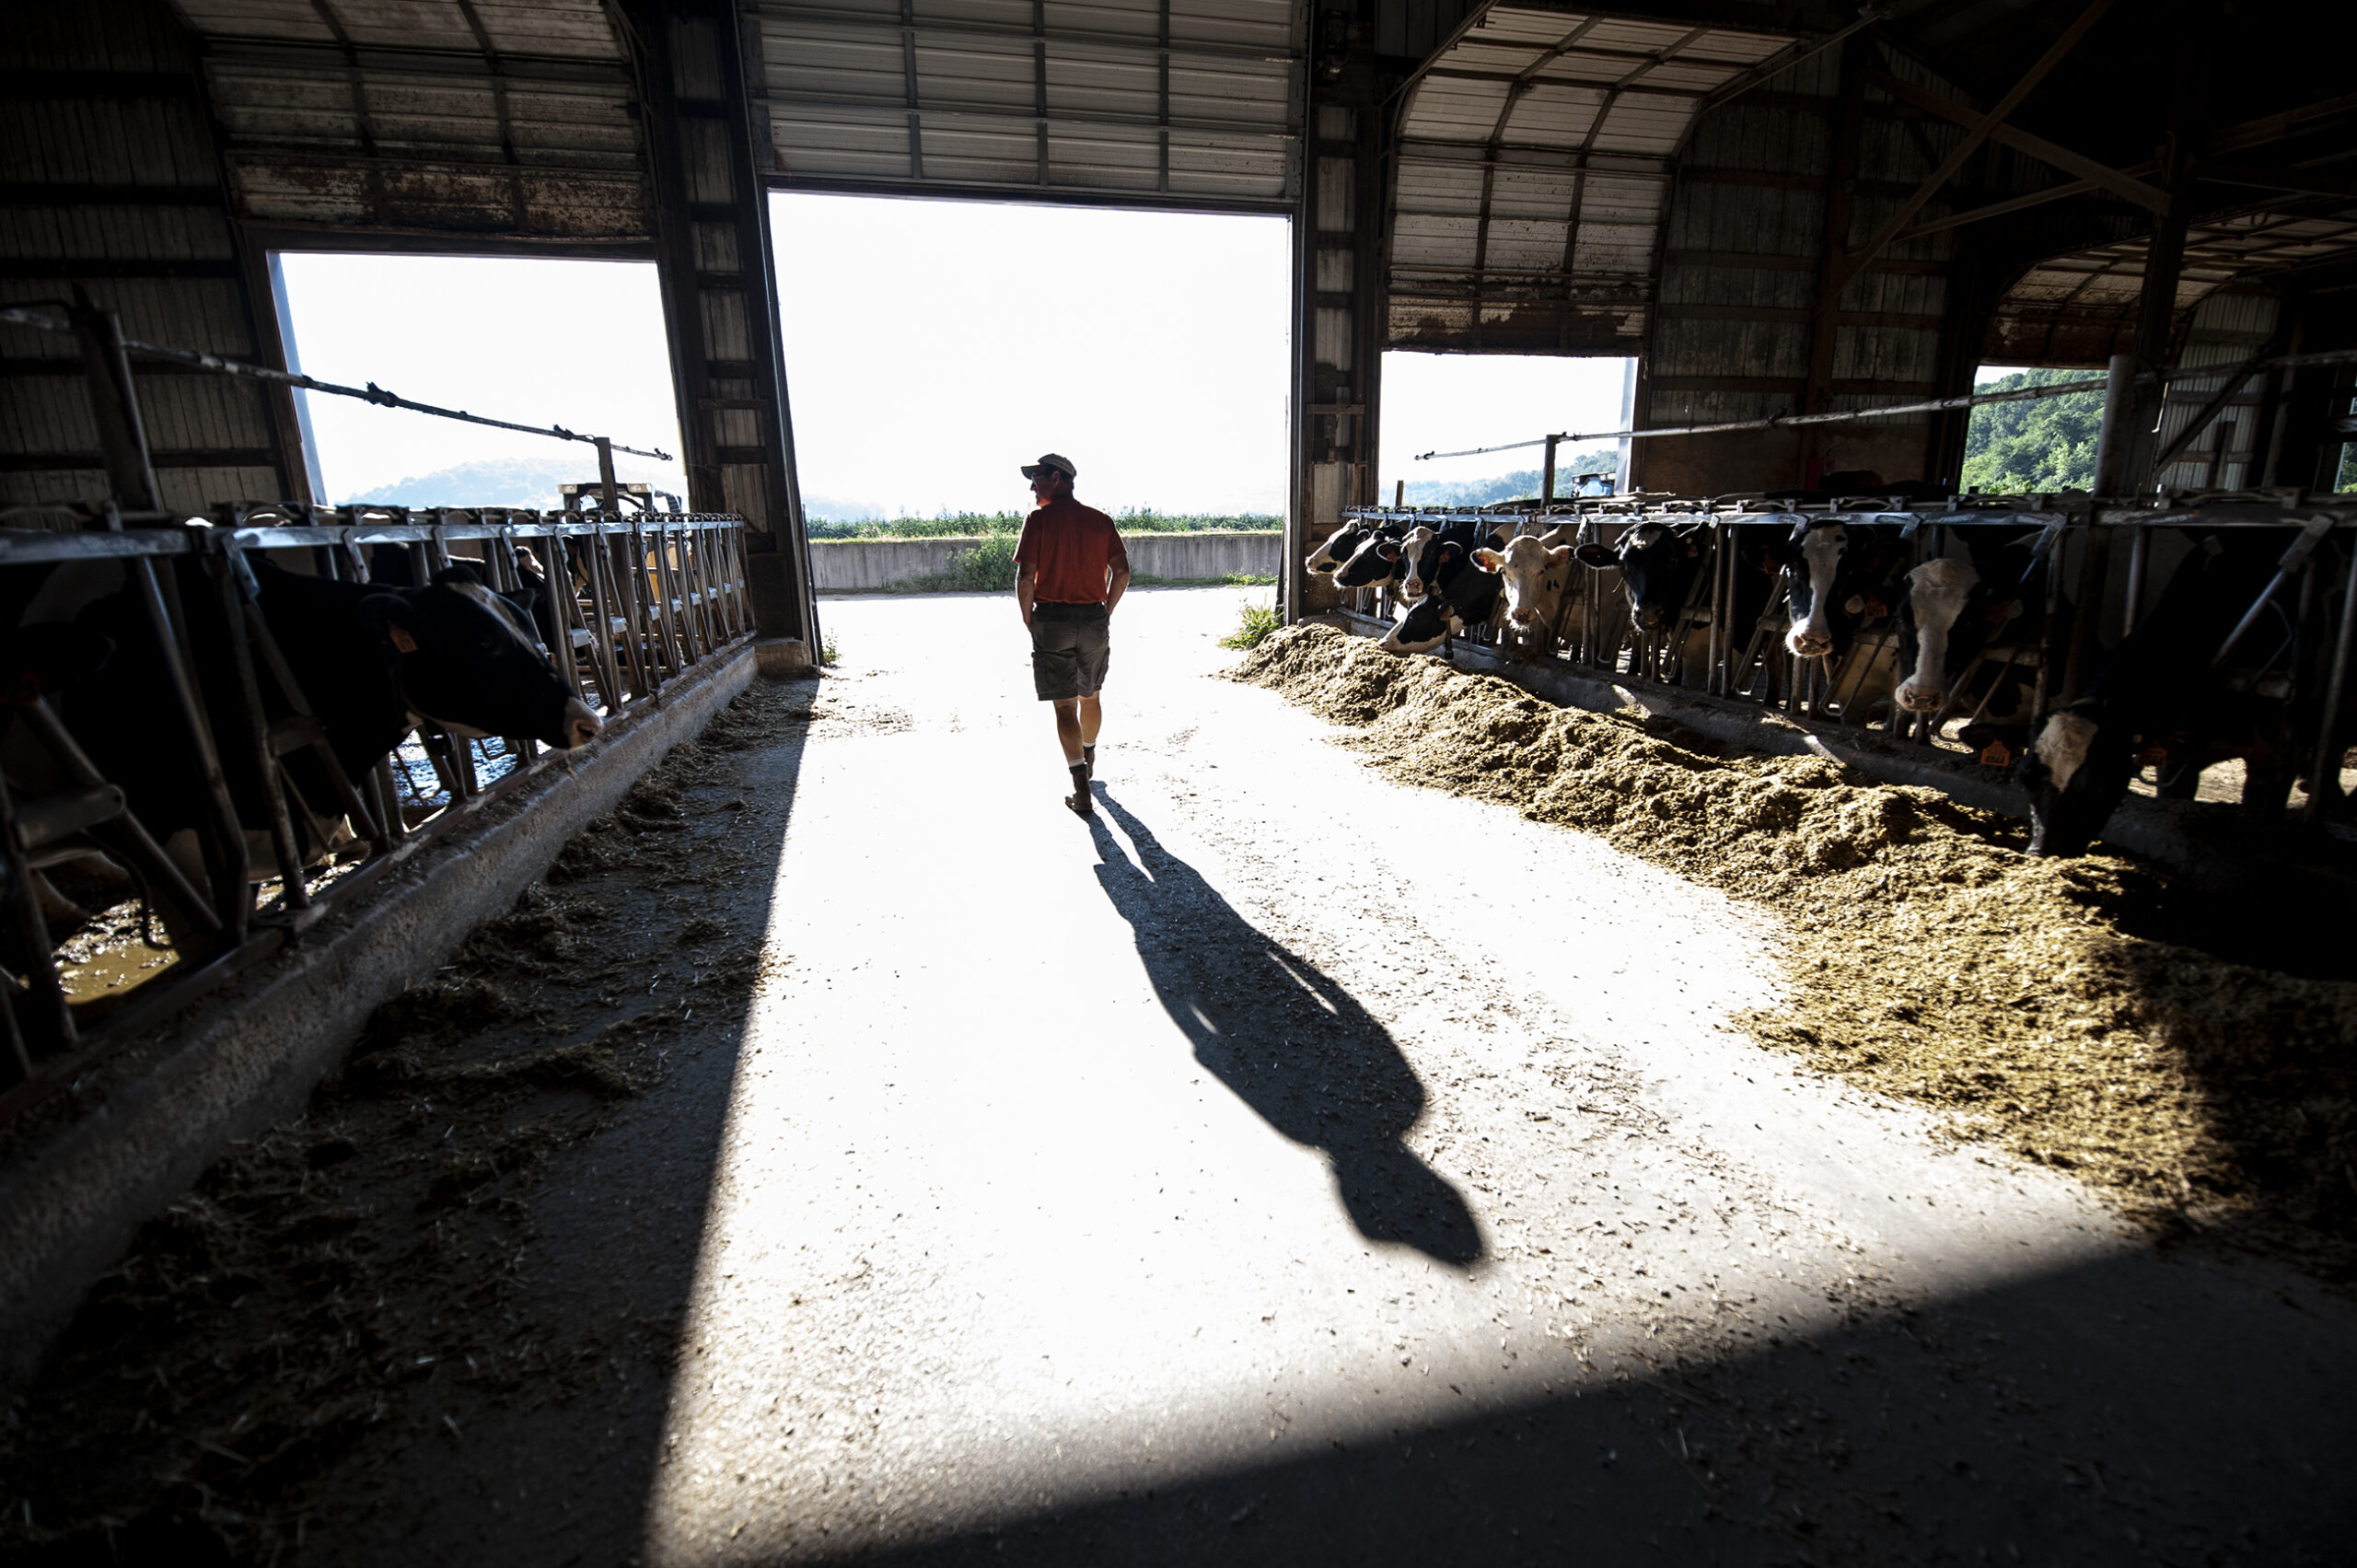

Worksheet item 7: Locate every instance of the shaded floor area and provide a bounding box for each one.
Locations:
[8,588,2353,1565]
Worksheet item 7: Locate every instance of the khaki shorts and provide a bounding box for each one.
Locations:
[1030,601,1109,700]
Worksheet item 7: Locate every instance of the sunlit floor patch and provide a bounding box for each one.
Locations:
[632,591,2330,1565]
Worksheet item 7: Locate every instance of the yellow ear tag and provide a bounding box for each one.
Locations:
[389,625,418,654]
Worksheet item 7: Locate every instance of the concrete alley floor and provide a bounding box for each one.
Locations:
[285,589,2352,1563]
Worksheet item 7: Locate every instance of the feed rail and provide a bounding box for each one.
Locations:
[1337,495,2357,813]
[0,506,753,1121]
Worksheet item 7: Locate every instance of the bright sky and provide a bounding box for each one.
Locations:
[276,211,1642,517]
[274,252,690,502]
[1378,352,1632,492]
[772,193,1289,518]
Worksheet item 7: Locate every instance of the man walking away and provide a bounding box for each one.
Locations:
[1013,452,1130,817]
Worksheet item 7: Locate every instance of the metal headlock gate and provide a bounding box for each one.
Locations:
[0,500,754,1119]
[1333,490,2357,824]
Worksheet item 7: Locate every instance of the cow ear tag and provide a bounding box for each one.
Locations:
[1843,594,1866,615]
[1979,738,2012,767]
[388,624,419,654]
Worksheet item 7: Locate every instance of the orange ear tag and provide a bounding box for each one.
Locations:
[389,625,419,654]
[2135,745,2167,768]
[1979,739,2012,767]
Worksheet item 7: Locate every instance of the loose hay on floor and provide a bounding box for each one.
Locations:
[0,680,812,1563]
[1234,623,2357,1272]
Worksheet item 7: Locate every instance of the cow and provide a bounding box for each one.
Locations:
[1306,520,1379,577]
[1572,520,1709,634]
[1762,517,1909,664]
[1378,538,1504,656]
[1331,526,1409,594]
[12,552,600,948]
[1402,518,1505,603]
[1891,528,2052,724]
[1472,524,1577,658]
[2016,528,2306,856]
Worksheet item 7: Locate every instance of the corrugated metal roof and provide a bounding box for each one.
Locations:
[3,0,300,511]
[172,0,651,242]
[751,0,1304,208]
[1990,200,2357,366]
[1386,5,1787,354]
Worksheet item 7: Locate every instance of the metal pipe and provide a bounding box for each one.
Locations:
[2,304,672,463]
[1409,346,2357,465]
[68,295,161,513]
[2305,542,2357,823]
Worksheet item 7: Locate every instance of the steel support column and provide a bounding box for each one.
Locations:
[626,0,818,646]
[1286,0,1387,621]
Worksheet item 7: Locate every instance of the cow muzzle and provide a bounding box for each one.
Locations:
[1510,608,1535,626]
[563,698,603,749]
[1895,681,1945,713]
[1786,627,1833,657]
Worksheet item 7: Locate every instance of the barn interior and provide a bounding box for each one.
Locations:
[6,0,2357,1562]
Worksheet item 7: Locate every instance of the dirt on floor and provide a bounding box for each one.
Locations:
[1234,623,2357,1277]
[0,682,809,1566]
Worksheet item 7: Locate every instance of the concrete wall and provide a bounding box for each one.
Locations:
[811,531,1278,590]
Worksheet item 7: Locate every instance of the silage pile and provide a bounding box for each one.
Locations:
[1234,623,2357,1271]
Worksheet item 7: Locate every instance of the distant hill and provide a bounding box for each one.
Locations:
[1398,447,1620,506]
[343,455,682,509]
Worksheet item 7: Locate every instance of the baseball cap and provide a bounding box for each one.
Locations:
[1021,452,1078,481]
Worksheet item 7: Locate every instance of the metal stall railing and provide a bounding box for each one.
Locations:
[1332,491,2357,816]
[0,503,755,1118]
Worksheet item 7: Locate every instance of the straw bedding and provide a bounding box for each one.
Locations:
[1235,624,2357,1272]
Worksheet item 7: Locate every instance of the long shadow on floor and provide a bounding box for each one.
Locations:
[1086,789,1480,1266]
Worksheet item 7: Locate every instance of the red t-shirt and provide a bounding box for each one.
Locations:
[1014,498,1129,604]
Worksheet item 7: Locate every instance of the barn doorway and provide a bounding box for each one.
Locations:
[770,192,1290,529]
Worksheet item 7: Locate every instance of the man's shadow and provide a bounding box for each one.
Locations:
[1086,791,1481,1266]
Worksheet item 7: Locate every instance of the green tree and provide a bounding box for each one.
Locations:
[1959,368,2103,493]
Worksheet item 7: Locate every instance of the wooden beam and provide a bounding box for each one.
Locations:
[1822,0,2114,302]
[1861,66,2168,214]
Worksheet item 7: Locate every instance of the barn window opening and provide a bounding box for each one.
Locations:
[1379,353,1634,506]
[772,193,1290,532]
[272,252,690,508]
[1960,364,2103,494]
[272,253,689,805]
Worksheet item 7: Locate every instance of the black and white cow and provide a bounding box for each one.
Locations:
[1378,538,1504,655]
[1330,524,1411,594]
[1400,519,1504,604]
[1572,520,1709,634]
[1891,528,2048,720]
[1306,520,1381,577]
[1766,517,1907,662]
[10,552,599,944]
[2015,529,2304,856]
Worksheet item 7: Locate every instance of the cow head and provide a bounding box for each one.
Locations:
[1396,526,1438,598]
[1379,546,1503,655]
[1378,592,1460,655]
[1472,533,1573,630]
[1782,519,1850,657]
[1573,522,1703,632]
[360,567,601,749]
[1333,529,1403,590]
[2014,704,2129,857]
[1893,554,1982,712]
[1306,522,1367,576]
